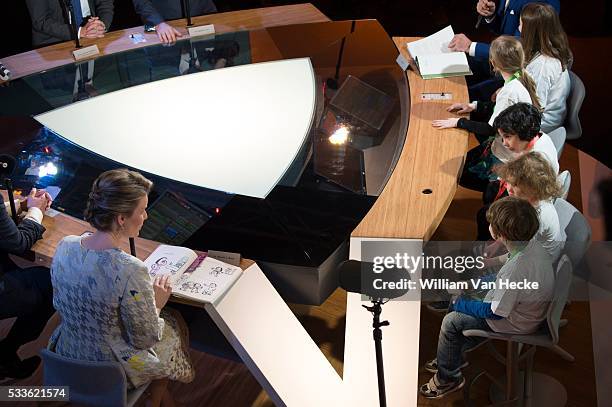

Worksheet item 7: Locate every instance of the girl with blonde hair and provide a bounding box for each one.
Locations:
[433,35,541,137]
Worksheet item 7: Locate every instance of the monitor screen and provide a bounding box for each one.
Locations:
[140,190,211,246]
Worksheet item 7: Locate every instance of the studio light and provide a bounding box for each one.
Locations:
[329,125,349,145]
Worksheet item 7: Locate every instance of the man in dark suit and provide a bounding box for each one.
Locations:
[25,0,114,47]
[449,0,560,60]
[0,189,54,381]
[448,0,560,99]
[132,0,217,43]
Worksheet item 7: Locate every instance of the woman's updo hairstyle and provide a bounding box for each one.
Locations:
[84,169,153,232]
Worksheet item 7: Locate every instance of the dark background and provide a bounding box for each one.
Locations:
[2,0,611,168]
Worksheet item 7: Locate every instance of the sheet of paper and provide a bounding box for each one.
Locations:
[406,25,454,59]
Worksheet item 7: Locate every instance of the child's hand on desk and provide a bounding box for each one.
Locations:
[447,102,475,114]
[432,118,459,129]
[153,274,172,310]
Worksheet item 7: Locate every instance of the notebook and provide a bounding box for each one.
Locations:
[407,26,472,79]
[144,245,243,305]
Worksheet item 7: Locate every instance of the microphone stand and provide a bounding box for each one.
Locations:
[326,20,356,90]
[363,299,389,407]
[182,0,193,27]
[4,178,19,224]
[62,0,81,48]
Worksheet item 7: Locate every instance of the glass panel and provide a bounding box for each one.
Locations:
[0,20,409,266]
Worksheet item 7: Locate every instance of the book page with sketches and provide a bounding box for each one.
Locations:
[406,25,454,60]
[144,245,198,285]
[173,256,243,305]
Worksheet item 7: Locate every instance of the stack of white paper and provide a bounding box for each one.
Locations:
[407,26,472,79]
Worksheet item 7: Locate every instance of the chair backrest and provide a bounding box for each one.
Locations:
[548,126,567,158]
[564,71,585,140]
[41,349,129,407]
[547,255,573,344]
[553,198,592,267]
[557,170,571,201]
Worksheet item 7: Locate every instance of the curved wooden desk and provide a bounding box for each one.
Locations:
[351,37,469,241]
[343,37,470,406]
[1,3,329,268]
[3,24,471,407]
[0,3,328,81]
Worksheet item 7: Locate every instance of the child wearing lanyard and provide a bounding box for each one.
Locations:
[476,152,566,266]
[462,102,558,204]
[420,196,555,399]
[432,35,541,141]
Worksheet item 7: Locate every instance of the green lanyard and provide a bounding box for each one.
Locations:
[507,245,525,261]
[505,70,521,84]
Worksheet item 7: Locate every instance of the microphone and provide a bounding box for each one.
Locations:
[182,0,193,27]
[0,154,16,176]
[475,15,483,29]
[0,62,10,81]
[338,259,410,300]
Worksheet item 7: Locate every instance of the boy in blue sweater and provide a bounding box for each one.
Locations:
[420,196,555,398]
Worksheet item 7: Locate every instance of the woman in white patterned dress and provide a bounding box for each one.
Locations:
[49,169,194,407]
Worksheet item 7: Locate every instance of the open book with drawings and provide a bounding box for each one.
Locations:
[143,245,243,305]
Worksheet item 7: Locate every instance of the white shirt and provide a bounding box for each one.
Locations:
[79,0,91,19]
[485,239,555,334]
[77,0,93,39]
[492,132,559,174]
[3,200,44,224]
[526,54,571,133]
[535,200,566,262]
[488,78,532,125]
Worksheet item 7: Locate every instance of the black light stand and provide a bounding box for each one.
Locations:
[338,259,405,407]
[363,299,389,407]
[62,0,82,49]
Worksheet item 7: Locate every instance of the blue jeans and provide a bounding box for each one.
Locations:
[435,311,491,383]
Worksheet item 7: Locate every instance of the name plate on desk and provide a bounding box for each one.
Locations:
[396,54,410,72]
[188,24,215,38]
[72,45,100,61]
[207,250,241,266]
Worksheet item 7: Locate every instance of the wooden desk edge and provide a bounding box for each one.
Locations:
[2,3,330,80]
[350,36,469,241]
